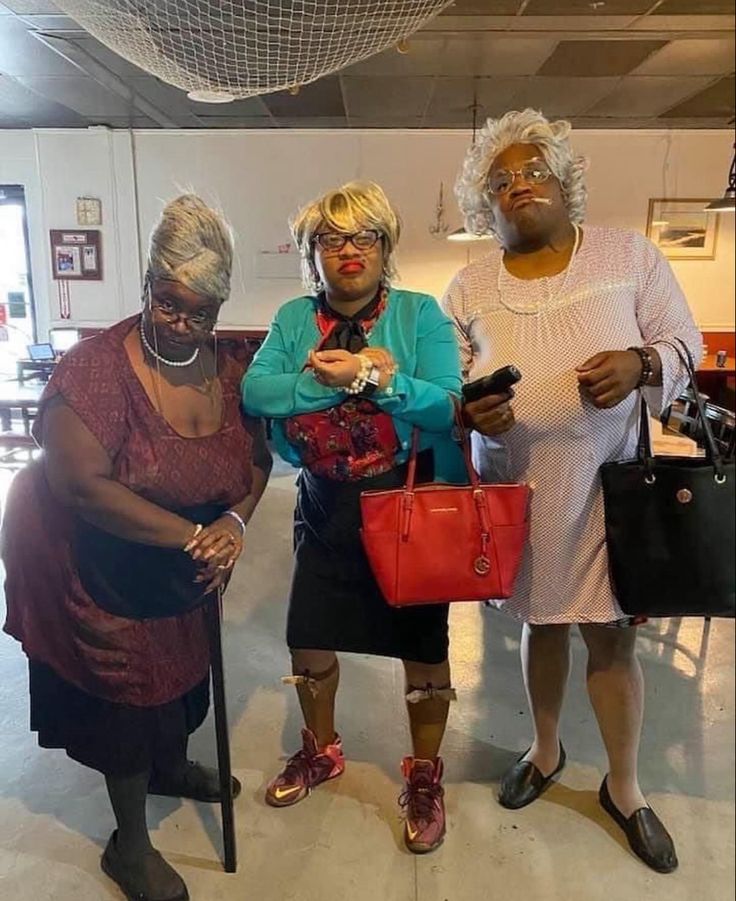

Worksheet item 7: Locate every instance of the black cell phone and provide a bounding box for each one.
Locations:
[462,365,522,404]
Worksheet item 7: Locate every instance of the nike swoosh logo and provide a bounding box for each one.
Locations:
[406,825,420,841]
[273,785,303,800]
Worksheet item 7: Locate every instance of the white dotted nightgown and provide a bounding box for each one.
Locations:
[442,226,702,624]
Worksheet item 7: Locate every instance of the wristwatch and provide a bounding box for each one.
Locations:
[361,364,382,396]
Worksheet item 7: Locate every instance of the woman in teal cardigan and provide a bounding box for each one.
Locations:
[242,181,464,854]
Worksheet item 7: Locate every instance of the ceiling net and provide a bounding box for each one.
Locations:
[54,0,452,98]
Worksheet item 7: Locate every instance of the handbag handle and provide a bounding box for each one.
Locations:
[637,338,726,480]
[405,396,481,492]
[666,338,725,476]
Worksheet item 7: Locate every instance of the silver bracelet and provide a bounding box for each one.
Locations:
[223,510,246,536]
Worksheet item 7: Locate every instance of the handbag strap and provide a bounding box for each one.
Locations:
[636,396,655,479]
[405,397,481,491]
[660,337,725,477]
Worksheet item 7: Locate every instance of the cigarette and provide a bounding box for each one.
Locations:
[532,197,552,205]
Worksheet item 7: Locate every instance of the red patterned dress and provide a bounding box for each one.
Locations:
[2,315,255,775]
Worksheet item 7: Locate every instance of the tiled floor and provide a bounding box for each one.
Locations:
[1,464,734,900]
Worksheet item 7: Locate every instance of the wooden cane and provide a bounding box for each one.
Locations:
[205,585,237,873]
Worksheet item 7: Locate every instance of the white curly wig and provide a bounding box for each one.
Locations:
[455,108,588,237]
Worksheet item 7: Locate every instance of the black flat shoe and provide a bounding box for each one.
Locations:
[149,760,242,803]
[498,743,566,810]
[599,776,678,874]
[101,831,189,901]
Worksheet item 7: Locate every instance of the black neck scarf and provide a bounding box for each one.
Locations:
[318,290,383,353]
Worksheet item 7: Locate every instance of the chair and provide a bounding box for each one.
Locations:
[703,403,735,459]
[661,388,710,441]
[0,431,38,469]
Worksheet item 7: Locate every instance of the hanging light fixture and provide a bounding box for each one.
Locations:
[448,91,492,243]
[447,227,491,242]
[704,143,736,213]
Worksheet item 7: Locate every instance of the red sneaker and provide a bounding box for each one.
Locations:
[265,728,344,808]
[399,757,446,854]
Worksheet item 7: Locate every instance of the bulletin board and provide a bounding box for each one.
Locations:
[49,229,103,281]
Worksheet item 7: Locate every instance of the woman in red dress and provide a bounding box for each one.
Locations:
[1,195,271,901]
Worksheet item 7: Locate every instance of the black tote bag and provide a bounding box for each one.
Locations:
[600,339,735,619]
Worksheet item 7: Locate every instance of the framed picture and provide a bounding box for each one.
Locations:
[646,199,719,260]
[49,229,103,280]
[54,245,82,277]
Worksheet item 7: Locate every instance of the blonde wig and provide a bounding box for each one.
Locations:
[291,181,401,293]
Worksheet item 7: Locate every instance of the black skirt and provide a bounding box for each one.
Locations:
[287,453,450,664]
[29,660,210,777]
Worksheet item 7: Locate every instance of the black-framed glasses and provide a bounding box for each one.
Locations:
[145,283,217,333]
[313,229,382,253]
[487,159,553,196]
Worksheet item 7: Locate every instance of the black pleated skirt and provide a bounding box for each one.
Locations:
[287,453,450,665]
[29,660,210,777]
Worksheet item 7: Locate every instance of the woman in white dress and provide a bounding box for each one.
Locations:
[443,109,701,874]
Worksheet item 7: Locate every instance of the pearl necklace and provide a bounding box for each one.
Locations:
[497,225,581,316]
[139,318,200,368]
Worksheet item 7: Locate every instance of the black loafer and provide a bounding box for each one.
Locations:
[599,776,678,874]
[101,831,189,901]
[498,743,566,810]
[149,760,242,803]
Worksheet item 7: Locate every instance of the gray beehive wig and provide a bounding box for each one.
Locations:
[147,194,234,302]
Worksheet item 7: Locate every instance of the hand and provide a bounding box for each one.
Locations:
[359,347,397,375]
[194,561,233,594]
[185,516,244,568]
[463,393,515,437]
[576,350,641,409]
[309,349,361,388]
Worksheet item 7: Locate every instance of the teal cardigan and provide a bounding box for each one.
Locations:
[242,288,467,484]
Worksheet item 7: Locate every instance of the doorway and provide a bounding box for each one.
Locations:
[0,185,37,379]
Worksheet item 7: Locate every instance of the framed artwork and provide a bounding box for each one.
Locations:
[646,199,719,260]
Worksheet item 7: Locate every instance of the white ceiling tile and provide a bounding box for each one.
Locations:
[344,35,557,77]
[509,77,622,117]
[342,77,434,119]
[632,38,736,76]
[16,75,137,117]
[585,75,717,116]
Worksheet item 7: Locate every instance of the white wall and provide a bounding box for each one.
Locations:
[1,126,734,332]
[0,128,140,331]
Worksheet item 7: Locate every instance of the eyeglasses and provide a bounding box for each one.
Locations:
[146,284,216,333]
[313,229,382,253]
[487,159,553,196]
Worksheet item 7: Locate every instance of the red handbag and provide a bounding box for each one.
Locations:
[359,412,531,607]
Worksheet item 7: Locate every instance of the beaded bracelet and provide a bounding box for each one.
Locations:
[628,346,654,387]
[345,353,371,395]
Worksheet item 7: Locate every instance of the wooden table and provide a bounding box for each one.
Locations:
[16,358,56,384]
[698,354,735,375]
[697,355,735,411]
[0,380,43,434]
